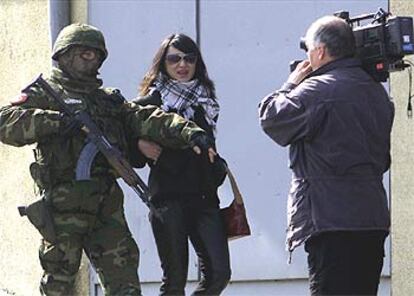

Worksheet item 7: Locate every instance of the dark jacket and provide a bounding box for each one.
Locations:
[259,58,394,251]
[133,90,224,206]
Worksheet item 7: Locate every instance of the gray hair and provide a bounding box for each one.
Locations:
[305,16,356,58]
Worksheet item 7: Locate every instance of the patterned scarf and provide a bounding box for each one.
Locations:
[154,73,220,135]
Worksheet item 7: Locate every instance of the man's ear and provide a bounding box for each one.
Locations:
[317,45,326,61]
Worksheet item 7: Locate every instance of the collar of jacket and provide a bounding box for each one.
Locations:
[308,57,362,78]
[50,67,103,94]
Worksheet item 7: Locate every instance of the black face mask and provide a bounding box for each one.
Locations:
[57,46,103,81]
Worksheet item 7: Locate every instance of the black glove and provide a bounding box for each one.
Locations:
[58,113,83,137]
[133,90,162,107]
[189,132,214,153]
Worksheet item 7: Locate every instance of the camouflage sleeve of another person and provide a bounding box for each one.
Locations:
[0,85,61,147]
[123,102,204,149]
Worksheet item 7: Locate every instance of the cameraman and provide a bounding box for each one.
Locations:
[259,16,394,295]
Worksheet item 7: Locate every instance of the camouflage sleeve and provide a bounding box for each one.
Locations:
[0,86,61,147]
[123,102,204,149]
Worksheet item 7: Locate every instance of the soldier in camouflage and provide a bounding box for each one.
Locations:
[0,23,214,296]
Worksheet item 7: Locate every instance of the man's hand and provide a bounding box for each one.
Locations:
[189,133,216,163]
[287,60,313,85]
[138,139,162,162]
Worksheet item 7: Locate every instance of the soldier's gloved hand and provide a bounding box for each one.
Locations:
[189,132,216,163]
[58,113,83,137]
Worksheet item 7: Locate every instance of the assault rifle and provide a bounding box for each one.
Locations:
[28,74,163,221]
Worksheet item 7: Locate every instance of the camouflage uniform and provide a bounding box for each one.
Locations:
[0,24,204,296]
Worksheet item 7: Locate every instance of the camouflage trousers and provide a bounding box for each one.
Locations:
[39,178,141,296]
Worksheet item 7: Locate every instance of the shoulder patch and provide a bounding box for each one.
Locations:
[10,93,29,105]
[111,89,126,104]
[101,87,126,104]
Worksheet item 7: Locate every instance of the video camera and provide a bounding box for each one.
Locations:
[295,8,414,82]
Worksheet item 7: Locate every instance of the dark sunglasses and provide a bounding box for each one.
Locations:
[165,53,197,65]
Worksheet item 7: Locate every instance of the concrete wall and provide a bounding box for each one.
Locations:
[0,1,50,295]
[389,1,414,295]
[0,0,90,295]
[89,1,389,295]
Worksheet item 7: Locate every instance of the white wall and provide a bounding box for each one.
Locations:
[88,0,389,295]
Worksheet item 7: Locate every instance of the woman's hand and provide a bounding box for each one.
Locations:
[190,133,216,163]
[137,139,162,162]
[193,146,217,163]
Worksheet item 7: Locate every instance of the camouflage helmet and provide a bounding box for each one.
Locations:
[52,23,108,61]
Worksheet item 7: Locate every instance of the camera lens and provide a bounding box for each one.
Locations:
[300,38,308,51]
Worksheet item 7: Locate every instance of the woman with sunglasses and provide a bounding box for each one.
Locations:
[133,33,231,296]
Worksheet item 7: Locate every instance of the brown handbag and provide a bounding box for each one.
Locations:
[220,167,251,240]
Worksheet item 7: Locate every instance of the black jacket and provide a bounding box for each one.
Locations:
[133,90,224,205]
[259,58,394,251]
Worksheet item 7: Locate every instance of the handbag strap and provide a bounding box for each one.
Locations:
[226,167,244,205]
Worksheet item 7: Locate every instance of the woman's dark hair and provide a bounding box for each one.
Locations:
[139,33,216,98]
